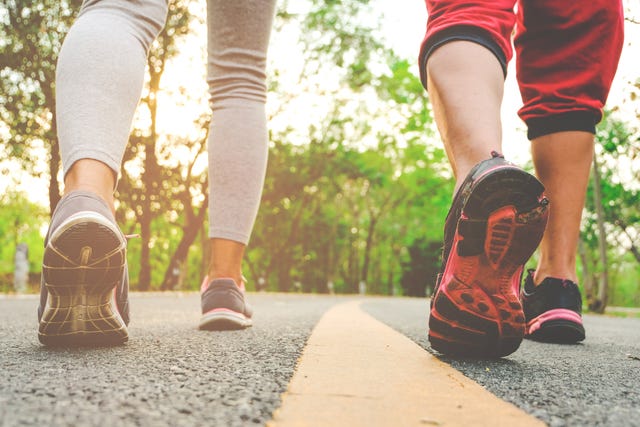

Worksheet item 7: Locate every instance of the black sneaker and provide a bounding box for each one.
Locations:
[199,277,253,330]
[428,152,549,358]
[521,269,586,343]
[38,191,129,346]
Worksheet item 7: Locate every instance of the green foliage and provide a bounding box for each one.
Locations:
[300,0,383,90]
[13,0,638,306]
[607,254,640,307]
[580,111,640,308]
[0,191,47,288]
[0,0,80,211]
[0,0,452,296]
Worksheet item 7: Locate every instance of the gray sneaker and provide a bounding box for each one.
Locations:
[199,277,253,330]
[38,191,129,346]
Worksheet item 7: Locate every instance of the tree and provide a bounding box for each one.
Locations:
[0,0,82,214]
[115,0,205,290]
[239,0,454,294]
[582,112,640,311]
[588,149,609,313]
[3,0,456,296]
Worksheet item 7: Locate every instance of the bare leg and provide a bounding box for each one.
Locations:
[63,159,116,213]
[208,239,245,285]
[426,41,504,188]
[531,131,594,284]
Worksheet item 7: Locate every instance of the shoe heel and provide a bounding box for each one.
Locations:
[38,290,127,346]
[428,168,548,358]
[39,218,128,346]
[429,279,525,358]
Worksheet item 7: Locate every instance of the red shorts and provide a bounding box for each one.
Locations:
[418,0,624,139]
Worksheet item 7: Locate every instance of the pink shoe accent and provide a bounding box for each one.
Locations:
[200,276,210,293]
[526,308,583,335]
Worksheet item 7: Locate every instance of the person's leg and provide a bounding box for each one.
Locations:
[63,159,116,213]
[426,41,504,189]
[57,0,166,209]
[515,0,624,342]
[531,132,594,283]
[419,0,517,187]
[420,0,552,358]
[199,0,277,330]
[38,0,167,346]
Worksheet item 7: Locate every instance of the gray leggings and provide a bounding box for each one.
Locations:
[56,0,277,244]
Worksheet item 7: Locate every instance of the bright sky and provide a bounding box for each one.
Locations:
[2,1,639,205]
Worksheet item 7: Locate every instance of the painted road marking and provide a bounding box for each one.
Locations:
[269,300,544,427]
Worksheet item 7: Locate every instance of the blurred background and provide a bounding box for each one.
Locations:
[0,0,638,313]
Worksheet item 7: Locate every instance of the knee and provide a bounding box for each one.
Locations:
[79,0,168,53]
[207,54,268,105]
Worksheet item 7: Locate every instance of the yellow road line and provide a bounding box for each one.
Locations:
[269,300,544,427]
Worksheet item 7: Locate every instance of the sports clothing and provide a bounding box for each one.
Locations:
[56,0,277,245]
[419,0,624,140]
[199,277,253,330]
[521,269,586,343]
[428,152,549,357]
[38,191,129,346]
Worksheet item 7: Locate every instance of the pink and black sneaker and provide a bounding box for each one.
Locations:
[428,152,549,358]
[521,270,585,343]
[199,277,253,330]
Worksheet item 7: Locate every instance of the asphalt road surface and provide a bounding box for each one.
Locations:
[1,293,639,426]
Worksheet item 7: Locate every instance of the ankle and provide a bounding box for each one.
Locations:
[64,159,116,213]
[533,268,578,286]
[208,238,246,287]
[207,271,243,287]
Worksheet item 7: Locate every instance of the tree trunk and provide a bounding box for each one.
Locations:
[138,67,160,291]
[138,137,157,291]
[138,209,152,291]
[360,214,377,289]
[591,151,609,313]
[615,219,640,263]
[200,221,209,281]
[160,197,208,290]
[578,239,595,307]
[48,135,61,215]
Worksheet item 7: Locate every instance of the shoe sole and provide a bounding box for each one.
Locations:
[429,167,549,358]
[39,212,128,346]
[526,308,585,343]
[199,308,252,331]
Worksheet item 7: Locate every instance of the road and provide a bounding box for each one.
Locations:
[1,293,639,426]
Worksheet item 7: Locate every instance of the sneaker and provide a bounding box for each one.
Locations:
[428,152,549,358]
[521,270,586,343]
[199,277,253,330]
[38,191,129,346]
